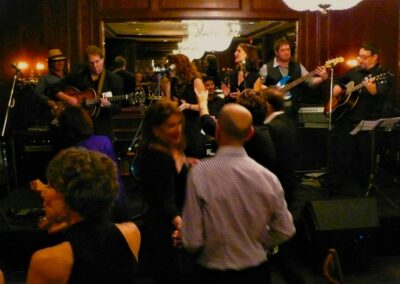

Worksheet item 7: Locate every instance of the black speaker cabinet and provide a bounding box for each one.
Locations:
[304,198,379,271]
[294,127,329,172]
[11,130,57,186]
[306,198,379,232]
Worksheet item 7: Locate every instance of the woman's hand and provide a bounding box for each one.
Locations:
[31,179,70,234]
[178,99,190,111]
[229,89,241,99]
[184,156,200,167]
[221,83,230,97]
[38,216,69,234]
[30,179,47,193]
[172,215,183,248]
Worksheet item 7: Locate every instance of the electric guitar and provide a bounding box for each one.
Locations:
[63,86,136,117]
[324,72,390,121]
[276,57,344,100]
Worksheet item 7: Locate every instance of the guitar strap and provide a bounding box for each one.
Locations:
[97,70,106,98]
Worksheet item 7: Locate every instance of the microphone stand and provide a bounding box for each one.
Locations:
[326,64,335,171]
[127,72,163,153]
[242,61,247,90]
[1,73,18,137]
[0,71,19,192]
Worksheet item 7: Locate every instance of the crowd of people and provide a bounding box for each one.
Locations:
[0,38,395,283]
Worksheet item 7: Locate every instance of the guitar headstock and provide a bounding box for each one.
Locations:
[371,72,391,83]
[324,57,344,68]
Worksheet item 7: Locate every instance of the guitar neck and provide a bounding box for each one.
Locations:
[109,93,132,102]
[86,93,132,104]
[280,70,316,93]
[349,81,366,93]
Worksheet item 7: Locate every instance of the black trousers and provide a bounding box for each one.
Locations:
[193,261,270,284]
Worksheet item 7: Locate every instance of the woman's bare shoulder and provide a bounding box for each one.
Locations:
[116,222,141,260]
[27,242,73,284]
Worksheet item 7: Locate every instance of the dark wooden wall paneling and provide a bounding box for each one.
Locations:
[0,0,399,108]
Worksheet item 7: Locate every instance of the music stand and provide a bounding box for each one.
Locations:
[354,118,400,209]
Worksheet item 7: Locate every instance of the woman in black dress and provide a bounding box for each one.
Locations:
[164,54,207,158]
[223,43,262,99]
[136,99,197,283]
[27,148,140,284]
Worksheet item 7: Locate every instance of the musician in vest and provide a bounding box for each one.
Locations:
[260,38,328,120]
[51,45,123,140]
[321,42,393,193]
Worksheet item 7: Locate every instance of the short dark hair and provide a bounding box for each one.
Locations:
[261,87,285,111]
[202,75,215,83]
[58,106,94,147]
[236,89,266,125]
[274,38,291,52]
[361,42,379,55]
[46,147,119,221]
[114,56,126,68]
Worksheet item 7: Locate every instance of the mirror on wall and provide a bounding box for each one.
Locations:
[103,20,297,74]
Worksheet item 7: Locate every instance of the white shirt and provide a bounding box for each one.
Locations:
[182,146,296,270]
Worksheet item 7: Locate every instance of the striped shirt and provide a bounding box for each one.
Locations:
[182,146,296,270]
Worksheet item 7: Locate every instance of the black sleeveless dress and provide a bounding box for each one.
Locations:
[171,77,206,158]
[65,220,138,284]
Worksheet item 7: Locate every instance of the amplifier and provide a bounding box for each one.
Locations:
[298,106,329,128]
[11,128,56,185]
[18,127,55,153]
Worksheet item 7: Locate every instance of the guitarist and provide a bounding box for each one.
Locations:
[260,38,328,120]
[321,42,393,193]
[33,49,68,124]
[51,45,123,140]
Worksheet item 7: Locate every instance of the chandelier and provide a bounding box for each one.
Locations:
[174,20,241,60]
[282,0,364,13]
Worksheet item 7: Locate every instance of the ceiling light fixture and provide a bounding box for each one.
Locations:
[282,0,364,14]
[175,20,241,60]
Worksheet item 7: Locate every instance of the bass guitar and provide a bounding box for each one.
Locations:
[324,72,389,121]
[276,57,344,100]
[63,86,136,117]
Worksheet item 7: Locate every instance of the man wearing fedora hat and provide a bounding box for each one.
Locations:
[33,48,68,124]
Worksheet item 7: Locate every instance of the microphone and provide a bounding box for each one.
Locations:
[241,60,247,89]
[11,63,22,74]
[153,64,176,74]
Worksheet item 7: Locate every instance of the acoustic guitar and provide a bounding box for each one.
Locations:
[63,86,136,117]
[324,72,390,121]
[276,57,344,100]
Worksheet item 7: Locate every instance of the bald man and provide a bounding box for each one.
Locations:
[181,103,296,283]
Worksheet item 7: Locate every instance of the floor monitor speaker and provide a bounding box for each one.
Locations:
[304,198,380,272]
